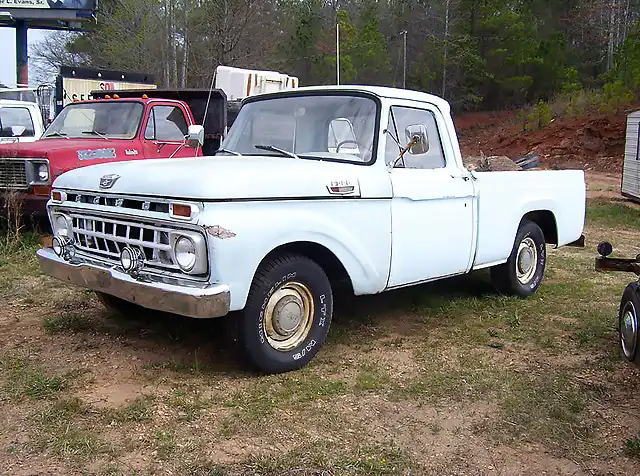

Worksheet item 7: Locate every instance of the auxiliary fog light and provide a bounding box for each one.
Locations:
[120,246,144,274]
[52,236,75,261]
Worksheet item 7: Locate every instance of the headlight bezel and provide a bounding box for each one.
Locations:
[27,159,51,186]
[50,212,73,240]
[170,230,207,275]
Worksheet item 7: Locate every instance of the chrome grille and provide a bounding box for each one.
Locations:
[66,192,170,214]
[70,212,184,275]
[0,159,27,189]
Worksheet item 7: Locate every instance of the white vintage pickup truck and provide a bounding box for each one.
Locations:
[36,85,587,373]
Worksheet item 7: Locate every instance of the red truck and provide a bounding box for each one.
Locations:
[0,88,237,218]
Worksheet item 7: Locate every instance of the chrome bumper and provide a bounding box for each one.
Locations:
[36,248,230,319]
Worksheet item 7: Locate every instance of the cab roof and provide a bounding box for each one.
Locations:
[245,84,452,114]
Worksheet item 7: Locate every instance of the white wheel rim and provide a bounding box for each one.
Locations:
[516,237,538,285]
[621,301,638,360]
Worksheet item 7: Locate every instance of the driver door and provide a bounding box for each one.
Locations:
[386,101,476,288]
[142,104,192,159]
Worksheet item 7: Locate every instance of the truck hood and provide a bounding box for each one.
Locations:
[52,155,387,200]
[0,138,114,159]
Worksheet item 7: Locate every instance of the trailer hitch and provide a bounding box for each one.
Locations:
[595,241,640,276]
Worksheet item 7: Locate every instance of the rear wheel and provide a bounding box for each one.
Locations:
[619,282,640,365]
[491,220,547,297]
[235,254,333,374]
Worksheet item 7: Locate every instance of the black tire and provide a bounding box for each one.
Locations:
[619,282,640,365]
[490,220,546,297]
[94,291,147,317]
[236,254,333,374]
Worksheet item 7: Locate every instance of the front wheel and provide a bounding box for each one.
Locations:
[236,254,333,374]
[490,220,547,297]
[619,282,640,365]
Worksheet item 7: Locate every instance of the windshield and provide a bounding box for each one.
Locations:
[0,107,35,138]
[220,94,379,163]
[0,90,37,103]
[42,101,144,140]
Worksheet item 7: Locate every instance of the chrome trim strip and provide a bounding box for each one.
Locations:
[36,248,229,319]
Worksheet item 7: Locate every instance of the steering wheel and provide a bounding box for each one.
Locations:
[335,140,359,153]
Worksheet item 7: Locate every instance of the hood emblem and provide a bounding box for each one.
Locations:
[99,174,121,190]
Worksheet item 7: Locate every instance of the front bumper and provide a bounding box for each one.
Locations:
[36,248,230,319]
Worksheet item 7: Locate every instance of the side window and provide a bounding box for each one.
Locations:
[384,106,445,169]
[144,108,155,140]
[144,106,188,141]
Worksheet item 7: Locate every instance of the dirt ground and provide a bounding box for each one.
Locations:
[0,105,639,474]
[456,105,635,174]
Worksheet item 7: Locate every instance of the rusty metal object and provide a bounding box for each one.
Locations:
[595,256,640,276]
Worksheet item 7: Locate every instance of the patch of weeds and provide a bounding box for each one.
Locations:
[586,199,640,231]
[168,388,207,422]
[401,367,498,403]
[568,308,616,348]
[154,429,176,459]
[225,374,347,423]
[336,446,409,475]
[494,371,595,451]
[624,438,640,459]
[43,312,95,334]
[32,397,104,460]
[248,441,412,475]
[105,395,155,423]
[355,362,390,391]
[0,356,66,400]
[180,461,228,476]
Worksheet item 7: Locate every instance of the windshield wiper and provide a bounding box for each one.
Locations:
[213,148,241,156]
[45,131,69,139]
[82,130,108,139]
[254,144,299,159]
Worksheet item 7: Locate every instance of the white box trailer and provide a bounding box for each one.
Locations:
[622,110,640,201]
[214,65,299,100]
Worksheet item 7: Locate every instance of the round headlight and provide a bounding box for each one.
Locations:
[174,236,197,271]
[37,163,49,182]
[54,214,71,238]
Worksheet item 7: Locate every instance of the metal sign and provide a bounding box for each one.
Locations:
[0,0,96,10]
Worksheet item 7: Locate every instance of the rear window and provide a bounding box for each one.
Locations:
[0,107,35,138]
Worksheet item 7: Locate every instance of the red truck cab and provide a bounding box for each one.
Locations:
[0,88,230,218]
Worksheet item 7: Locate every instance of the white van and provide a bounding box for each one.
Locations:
[0,99,46,144]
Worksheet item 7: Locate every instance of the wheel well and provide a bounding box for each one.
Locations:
[260,241,353,291]
[523,210,558,245]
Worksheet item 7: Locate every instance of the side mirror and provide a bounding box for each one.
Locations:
[405,124,429,155]
[187,125,205,148]
[11,125,26,137]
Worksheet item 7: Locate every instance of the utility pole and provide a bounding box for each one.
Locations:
[336,22,340,85]
[402,30,407,89]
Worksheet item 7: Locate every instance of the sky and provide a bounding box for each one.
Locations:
[0,27,51,87]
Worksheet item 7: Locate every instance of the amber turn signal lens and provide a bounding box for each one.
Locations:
[171,203,191,218]
[52,191,62,202]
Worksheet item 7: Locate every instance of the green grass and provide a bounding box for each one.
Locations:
[0,356,66,400]
[105,395,155,423]
[624,438,640,459]
[43,312,96,334]
[586,198,640,231]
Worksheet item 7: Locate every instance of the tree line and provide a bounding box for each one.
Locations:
[31,0,640,112]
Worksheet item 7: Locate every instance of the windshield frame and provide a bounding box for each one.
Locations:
[41,100,145,141]
[225,90,382,166]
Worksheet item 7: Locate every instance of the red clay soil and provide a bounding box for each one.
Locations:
[455,104,640,174]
